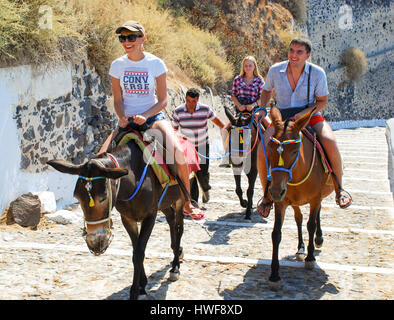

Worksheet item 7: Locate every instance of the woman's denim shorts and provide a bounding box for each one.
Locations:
[117,111,167,130]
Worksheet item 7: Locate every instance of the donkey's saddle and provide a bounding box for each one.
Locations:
[118,130,200,187]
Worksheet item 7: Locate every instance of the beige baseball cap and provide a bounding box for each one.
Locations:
[115,20,145,35]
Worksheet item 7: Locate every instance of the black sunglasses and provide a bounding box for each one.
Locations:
[118,34,143,43]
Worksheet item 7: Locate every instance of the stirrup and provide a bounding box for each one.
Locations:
[336,189,352,209]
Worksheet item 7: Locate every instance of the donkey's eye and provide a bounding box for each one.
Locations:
[291,150,298,157]
[99,197,107,204]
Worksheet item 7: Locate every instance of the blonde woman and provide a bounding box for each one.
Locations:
[219,56,270,167]
[99,21,204,220]
[231,56,265,112]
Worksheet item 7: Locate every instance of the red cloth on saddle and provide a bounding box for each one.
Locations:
[131,130,200,177]
[178,136,201,174]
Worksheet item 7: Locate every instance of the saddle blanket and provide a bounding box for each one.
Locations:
[302,127,333,175]
[119,130,200,186]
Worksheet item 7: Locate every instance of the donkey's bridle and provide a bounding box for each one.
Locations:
[269,134,302,182]
[78,153,120,227]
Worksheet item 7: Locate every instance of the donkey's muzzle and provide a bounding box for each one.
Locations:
[83,228,113,256]
[269,185,287,202]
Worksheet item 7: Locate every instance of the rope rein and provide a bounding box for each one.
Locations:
[287,132,317,186]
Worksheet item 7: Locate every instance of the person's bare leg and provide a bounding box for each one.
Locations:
[152,120,201,215]
[98,128,119,155]
[313,121,351,207]
[219,122,231,167]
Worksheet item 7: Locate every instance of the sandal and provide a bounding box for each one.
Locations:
[257,197,273,218]
[336,189,352,209]
[183,207,205,221]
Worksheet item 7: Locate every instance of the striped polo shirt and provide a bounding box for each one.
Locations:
[172,103,216,146]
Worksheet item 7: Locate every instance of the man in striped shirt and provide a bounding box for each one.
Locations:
[172,88,225,204]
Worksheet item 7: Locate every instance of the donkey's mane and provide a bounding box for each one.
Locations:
[283,118,291,133]
[94,142,136,167]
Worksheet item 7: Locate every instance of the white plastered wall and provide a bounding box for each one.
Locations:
[0,64,77,213]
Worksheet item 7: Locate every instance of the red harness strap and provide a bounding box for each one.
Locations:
[106,153,119,168]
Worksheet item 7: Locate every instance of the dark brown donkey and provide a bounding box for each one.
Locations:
[258,107,334,291]
[224,107,261,219]
[47,137,187,300]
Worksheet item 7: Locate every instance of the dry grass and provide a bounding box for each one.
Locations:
[0,0,85,67]
[277,29,308,59]
[340,47,368,81]
[0,0,233,92]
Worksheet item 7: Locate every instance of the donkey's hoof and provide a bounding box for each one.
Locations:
[305,260,315,270]
[169,271,180,282]
[315,237,324,248]
[295,253,306,261]
[268,280,281,291]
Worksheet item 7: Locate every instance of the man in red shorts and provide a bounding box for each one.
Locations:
[256,37,352,217]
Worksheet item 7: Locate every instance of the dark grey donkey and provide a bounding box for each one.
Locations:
[224,107,262,219]
[48,135,188,300]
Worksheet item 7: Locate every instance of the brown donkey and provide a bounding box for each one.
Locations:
[257,107,334,290]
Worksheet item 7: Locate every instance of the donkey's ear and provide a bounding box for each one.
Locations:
[99,167,129,180]
[47,159,83,175]
[270,107,282,123]
[270,107,283,133]
[293,107,317,132]
[224,106,236,125]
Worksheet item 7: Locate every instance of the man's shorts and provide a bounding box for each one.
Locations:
[268,112,325,128]
[309,113,325,127]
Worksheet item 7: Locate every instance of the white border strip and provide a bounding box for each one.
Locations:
[174,219,394,236]
[213,171,389,177]
[329,119,386,130]
[210,183,392,195]
[1,241,393,275]
[157,217,394,236]
[209,198,394,212]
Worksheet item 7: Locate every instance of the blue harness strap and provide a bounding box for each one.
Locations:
[123,140,157,201]
[123,161,150,201]
[157,183,170,207]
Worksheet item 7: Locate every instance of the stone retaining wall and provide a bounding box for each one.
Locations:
[13,58,116,173]
[305,0,393,121]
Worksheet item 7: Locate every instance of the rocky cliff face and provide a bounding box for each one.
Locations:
[165,0,393,121]
[164,0,293,85]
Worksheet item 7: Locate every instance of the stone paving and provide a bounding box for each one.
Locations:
[0,127,393,300]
